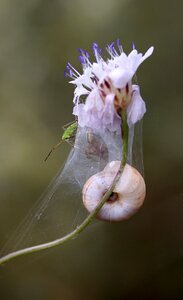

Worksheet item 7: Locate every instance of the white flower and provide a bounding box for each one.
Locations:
[65,41,154,133]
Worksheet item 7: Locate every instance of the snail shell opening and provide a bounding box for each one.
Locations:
[82,161,146,222]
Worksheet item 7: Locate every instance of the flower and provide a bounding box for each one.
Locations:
[65,40,154,134]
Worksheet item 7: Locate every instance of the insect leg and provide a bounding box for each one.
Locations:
[62,120,75,131]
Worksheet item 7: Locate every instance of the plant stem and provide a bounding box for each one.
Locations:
[121,110,129,166]
[0,115,129,266]
[0,170,120,265]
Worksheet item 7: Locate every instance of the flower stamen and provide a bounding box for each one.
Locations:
[64,62,81,79]
[92,42,103,62]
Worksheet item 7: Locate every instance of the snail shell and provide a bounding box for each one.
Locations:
[82,161,146,221]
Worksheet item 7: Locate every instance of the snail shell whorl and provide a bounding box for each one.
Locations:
[82,161,146,221]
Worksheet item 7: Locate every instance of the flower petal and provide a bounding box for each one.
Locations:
[140,46,154,65]
[127,85,146,127]
[128,46,154,74]
[109,68,133,89]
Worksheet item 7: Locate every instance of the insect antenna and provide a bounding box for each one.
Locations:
[44,140,63,162]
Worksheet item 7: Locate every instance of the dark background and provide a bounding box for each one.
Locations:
[0,0,183,299]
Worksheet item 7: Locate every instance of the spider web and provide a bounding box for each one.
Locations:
[0,122,143,256]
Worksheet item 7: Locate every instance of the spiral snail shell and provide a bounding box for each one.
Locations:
[82,161,146,221]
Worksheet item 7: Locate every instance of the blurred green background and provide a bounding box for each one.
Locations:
[0,0,183,299]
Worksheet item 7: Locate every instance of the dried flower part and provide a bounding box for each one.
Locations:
[65,41,154,133]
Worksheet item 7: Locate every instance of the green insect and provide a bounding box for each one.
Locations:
[44,121,77,161]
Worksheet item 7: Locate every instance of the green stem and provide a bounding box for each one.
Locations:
[0,115,129,266]
[121,110,129,166]
[0,170,120,265]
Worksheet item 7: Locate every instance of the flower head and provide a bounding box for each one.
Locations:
[65,40,154,134]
